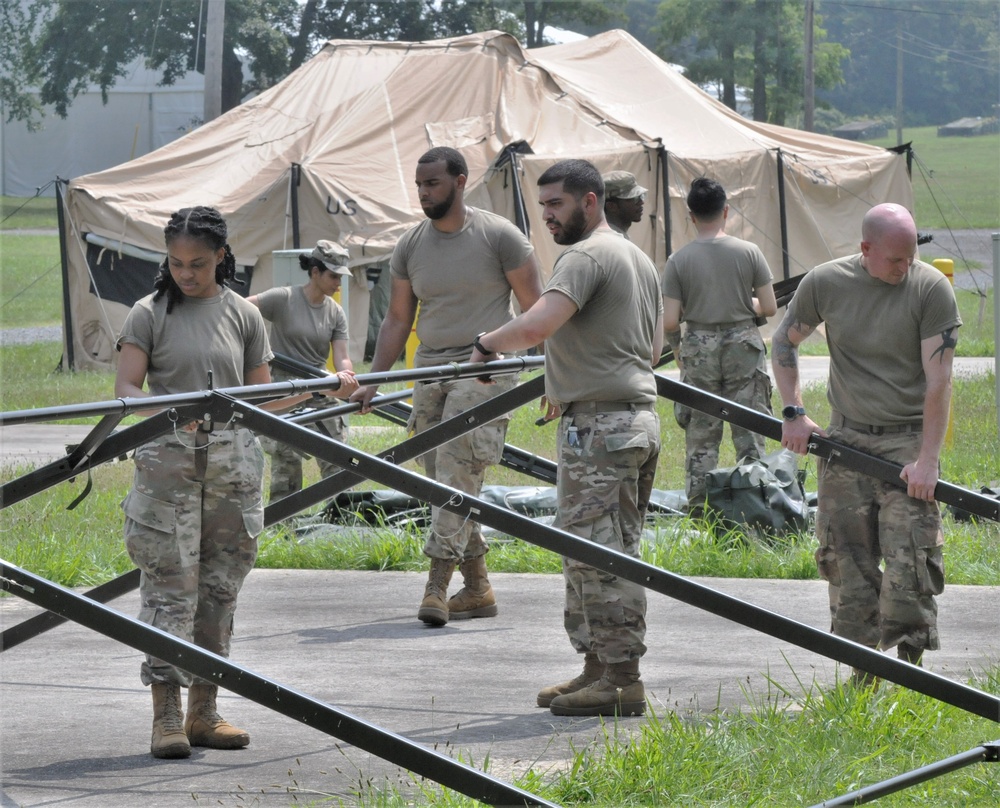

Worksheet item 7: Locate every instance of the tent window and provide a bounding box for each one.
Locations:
[86,241,161,307]
[85,240,252,308]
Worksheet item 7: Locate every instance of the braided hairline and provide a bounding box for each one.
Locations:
[153,206,238,312]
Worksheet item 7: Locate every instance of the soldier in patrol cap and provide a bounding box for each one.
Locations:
[249,239,357,502]
[602,170,647,238]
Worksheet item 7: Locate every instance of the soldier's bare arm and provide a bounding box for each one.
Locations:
[772,312,823,454]
[901,327,959,501]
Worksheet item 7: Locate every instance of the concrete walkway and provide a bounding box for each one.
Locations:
[1,571,998,807]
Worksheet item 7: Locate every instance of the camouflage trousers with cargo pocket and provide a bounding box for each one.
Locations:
[675,323,772,509]
[122,427,265,686]
[556,406,660,664]
[410,373,517,561]
[814,425,944,653]
[260,367,347,501]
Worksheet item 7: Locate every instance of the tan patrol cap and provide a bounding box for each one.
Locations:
[603,170,647,200]
[311,240,351,276]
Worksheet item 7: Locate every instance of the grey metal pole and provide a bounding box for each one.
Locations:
[993,232,999,438]
[203,0,225,122]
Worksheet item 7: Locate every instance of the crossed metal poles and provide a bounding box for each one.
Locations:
[2,358,999,806]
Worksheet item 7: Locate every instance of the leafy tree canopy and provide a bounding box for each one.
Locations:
[3,0,625,129]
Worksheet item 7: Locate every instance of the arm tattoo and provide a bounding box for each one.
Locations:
[665,329,682,355]
[930,327,958,363]
[773,320,800,370]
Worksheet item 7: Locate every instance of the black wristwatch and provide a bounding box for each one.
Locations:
[473,332,493,354]
[782,405,806,421]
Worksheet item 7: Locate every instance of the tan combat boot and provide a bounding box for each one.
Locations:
[536,653,605,708]
[417,558,455,626]
[549,658,645,716]
[185,684,250,749]
[150,683,191,759]
[447,555,499,620]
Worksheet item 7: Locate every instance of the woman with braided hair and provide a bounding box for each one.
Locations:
[114,207,356,759]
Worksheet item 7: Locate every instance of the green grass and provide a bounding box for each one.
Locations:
[0,233,63,328]
[863,126,1000,230]
[1,194,59,230]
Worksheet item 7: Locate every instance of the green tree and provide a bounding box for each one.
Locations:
[818,0,999,127]
[654,0,846,124]
[2,0,628,128]
[520,0,625,47]
[0,0,49,130]
[22,0,299,119]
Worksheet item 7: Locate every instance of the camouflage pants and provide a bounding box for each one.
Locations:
[261,368,348,501]
[556,406,660,664]
[122,427,265,686]
[677,324,772,507]
[410,373,516,561]
[815,426,944,652]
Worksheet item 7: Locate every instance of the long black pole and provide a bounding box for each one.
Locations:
[0,561,558,808]
[655,373,999,523]
[232,397,1000,723]
[290,162,301,249]
[0,357,544,427]
[776,148,791,280]
[812,741,999,807]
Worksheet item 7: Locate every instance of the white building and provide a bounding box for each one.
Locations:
[1,59,205,197]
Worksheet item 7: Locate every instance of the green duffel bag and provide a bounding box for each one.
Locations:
[704,448,809,539]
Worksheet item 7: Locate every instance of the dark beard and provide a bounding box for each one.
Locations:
[423,187,457,221]
[553,206,587,245]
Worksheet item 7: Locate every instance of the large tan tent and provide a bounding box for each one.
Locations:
[58,29,912,371]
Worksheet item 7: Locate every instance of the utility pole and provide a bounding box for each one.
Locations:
[895,24,904,145]
[803,0,815,131]
[204,0,225,123]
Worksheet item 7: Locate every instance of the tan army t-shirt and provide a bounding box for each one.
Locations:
[543,229,662,407]
[117,287,272,396]
[255,285,348,369]
[790,254,962,425]
[661,235,772,325]
[391,207,534,365]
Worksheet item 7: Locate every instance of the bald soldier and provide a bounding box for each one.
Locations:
[772,203,961,681]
